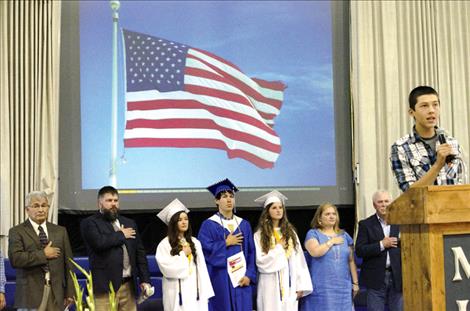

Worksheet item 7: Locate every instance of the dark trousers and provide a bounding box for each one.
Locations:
[366,270,403,311]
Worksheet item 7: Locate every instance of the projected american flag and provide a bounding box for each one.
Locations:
[122,29,285,168]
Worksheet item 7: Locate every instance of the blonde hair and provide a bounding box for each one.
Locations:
[310,202,342,233]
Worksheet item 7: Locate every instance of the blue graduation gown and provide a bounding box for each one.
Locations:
[197,214,256,311]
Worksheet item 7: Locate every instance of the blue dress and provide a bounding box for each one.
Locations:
[197,214,256,311]
[300,229,353,311]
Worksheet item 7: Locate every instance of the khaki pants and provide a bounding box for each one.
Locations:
[38,283,60,311]
[95,281,136,311]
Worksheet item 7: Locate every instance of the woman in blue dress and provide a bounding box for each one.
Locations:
[300,203,359,311]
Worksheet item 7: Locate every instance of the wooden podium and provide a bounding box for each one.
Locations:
[387,185,470,311]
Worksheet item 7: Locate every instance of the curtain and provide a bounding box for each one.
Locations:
[0,0,61,254]
[351,1,470,221]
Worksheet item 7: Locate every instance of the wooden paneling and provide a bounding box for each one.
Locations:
[389,185,470,311]
[388,185,470,225]
[429,224,445,311]
[401,225,433,310]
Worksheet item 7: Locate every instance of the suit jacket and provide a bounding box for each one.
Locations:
[355,214,402,291]
[8,220,74,309]
[80,213,150,295]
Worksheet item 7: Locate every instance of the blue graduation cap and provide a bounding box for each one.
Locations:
[207,178,239,197]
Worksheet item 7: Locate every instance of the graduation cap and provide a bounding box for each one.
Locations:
[157,198,190,225]
[254,190,288,208]
[207,178,239,197]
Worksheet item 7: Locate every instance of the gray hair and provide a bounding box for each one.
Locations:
[25,191,48,207]
[372,190,391,203]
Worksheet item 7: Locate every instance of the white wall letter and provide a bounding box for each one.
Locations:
[456,300,468,311]
[451,247,470,281]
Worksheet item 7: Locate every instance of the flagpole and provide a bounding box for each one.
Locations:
[109,0,120,187]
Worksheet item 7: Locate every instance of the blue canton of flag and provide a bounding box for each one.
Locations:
[124,29,188,92]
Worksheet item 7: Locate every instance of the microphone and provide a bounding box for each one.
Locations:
[437,132,456,163]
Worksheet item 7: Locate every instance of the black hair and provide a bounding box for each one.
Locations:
[408,86,439,110]
[97,185,119,199]
[215,189,234,200]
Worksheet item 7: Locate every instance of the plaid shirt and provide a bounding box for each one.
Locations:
[0,251,5,293]
[390,127,467,192]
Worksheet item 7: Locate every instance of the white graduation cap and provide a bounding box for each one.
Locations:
[254,190,288,208]
[157,198,190,225]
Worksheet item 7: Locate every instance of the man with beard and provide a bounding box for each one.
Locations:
[81,186,151,311]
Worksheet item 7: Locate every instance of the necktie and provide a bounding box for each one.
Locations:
[38,225,49,272]
[112,222,131,276]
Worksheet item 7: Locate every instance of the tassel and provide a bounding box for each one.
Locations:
[178,279,183,306]
[196,264,200,301]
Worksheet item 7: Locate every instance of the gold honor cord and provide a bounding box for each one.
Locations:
[177,237,199,306]
[273,229,285,301]
[272,228,295,301]
[180,238,193,274]
[273,229,293,258]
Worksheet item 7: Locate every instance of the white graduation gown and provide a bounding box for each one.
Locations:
[156,237,214,311]
[254,230,313,311]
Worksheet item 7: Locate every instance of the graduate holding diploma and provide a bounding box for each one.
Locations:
[197,179,256,311]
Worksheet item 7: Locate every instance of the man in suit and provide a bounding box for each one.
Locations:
[81,186,151,311]
[355,190,403,311]
[8,191,74,311]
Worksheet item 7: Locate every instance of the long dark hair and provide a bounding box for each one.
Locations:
[256,202,298,254]
[168,211,197,263]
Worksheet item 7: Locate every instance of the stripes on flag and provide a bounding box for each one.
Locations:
[122,29,286,168]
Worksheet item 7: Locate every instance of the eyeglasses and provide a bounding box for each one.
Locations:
[29,204,50,209]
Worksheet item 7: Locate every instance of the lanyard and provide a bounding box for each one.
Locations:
[218,212,243,253]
